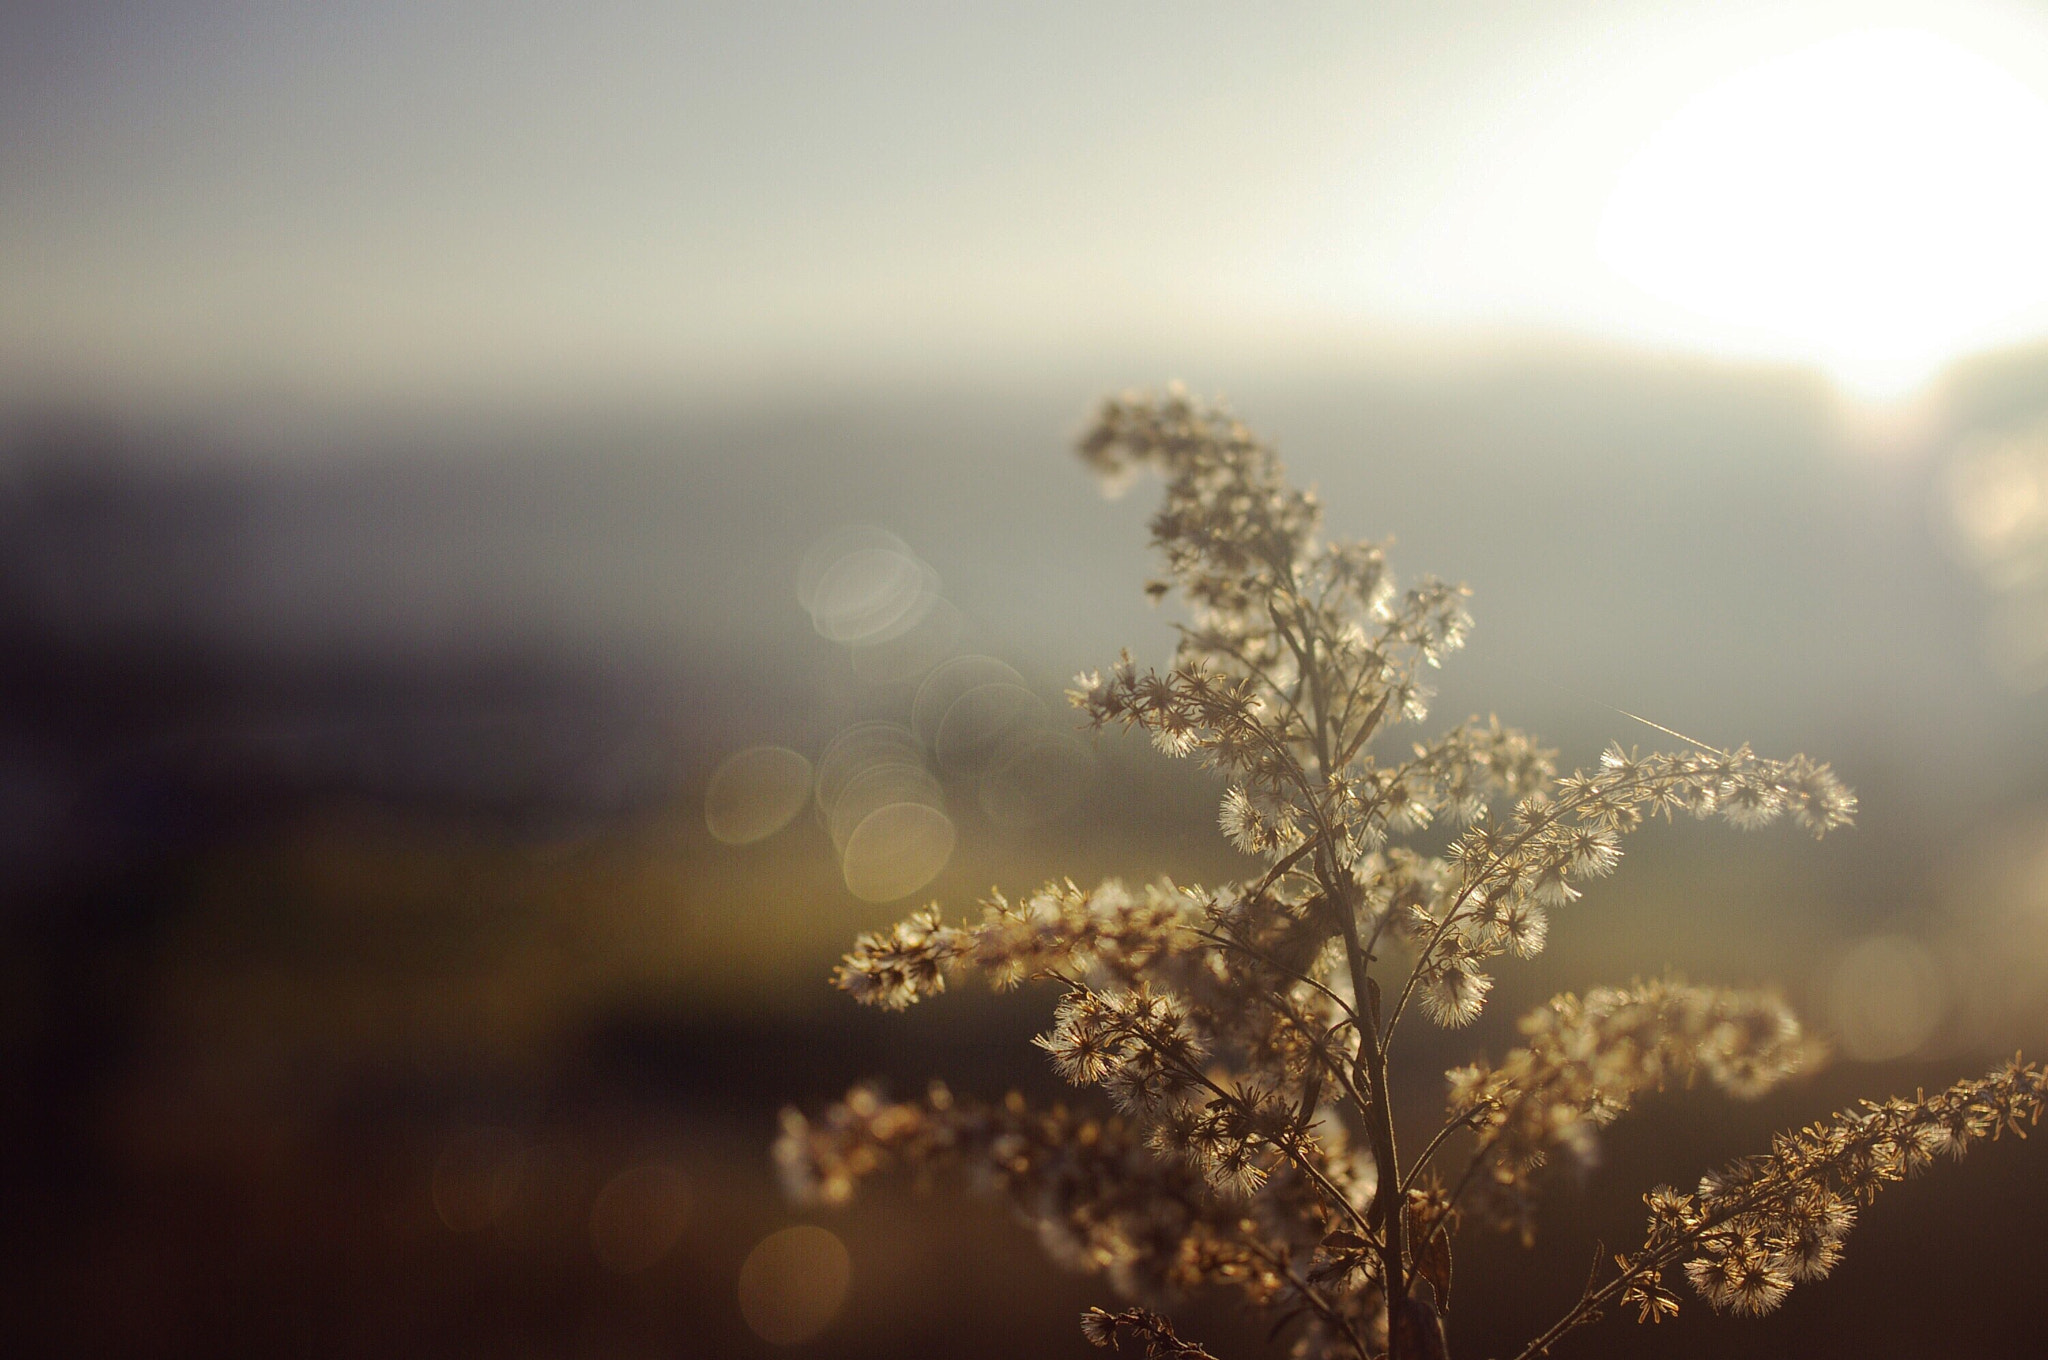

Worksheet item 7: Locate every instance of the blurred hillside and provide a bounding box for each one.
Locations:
[5,347,2048,1357]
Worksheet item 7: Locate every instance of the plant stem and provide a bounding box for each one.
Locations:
[1332,861,1406,1342]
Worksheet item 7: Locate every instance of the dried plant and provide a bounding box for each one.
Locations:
[774,386,2044,1358]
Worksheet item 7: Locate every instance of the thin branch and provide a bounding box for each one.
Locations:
[1400,1102,1495,1195]
[1194,926,1358,1027]
[1246,1243,1373,1360]
[1048,973,1383,1250]
[1246,840,1319,905]
[1381,768,1668,1053]
[1178,622,1315,752]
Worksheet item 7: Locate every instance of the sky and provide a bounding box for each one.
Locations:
[6,0,2048,409]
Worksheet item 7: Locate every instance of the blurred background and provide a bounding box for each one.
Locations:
[6,2,2048,1356]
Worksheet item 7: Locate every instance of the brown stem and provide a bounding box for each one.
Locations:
[1331,864,1406,1342]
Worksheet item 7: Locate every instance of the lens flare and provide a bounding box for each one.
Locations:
[704,746,813,845]
[737,1225,851,1345]
[1825,934,1947,1061]
[840,802,956,903]
[588,1163,692,1273]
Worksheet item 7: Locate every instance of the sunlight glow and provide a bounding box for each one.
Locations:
[1598,28,2048,398]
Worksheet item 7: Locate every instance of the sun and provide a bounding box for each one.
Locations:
[1597,28,2048,399]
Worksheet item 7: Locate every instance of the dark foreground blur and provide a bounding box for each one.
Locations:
[5,354,2048,1358]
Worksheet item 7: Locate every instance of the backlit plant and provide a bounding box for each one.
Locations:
[775,386,2043,1359]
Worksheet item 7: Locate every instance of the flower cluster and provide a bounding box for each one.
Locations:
[1589,1057,2048,1334]
[1445,979,1814,1240]
[1082,1306,1225,1359]
[831,878,1212,1009]
[775,1081,1320,1320]
[775,389,2025,1360]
